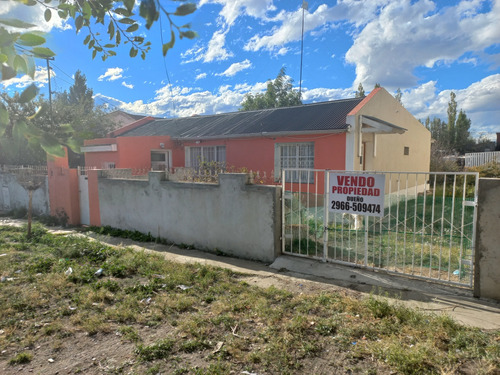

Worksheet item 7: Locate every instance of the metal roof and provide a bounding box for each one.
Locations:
[118,97,364,139]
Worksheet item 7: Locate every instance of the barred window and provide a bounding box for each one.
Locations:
[187,146,226,169]
[275,142,314,183]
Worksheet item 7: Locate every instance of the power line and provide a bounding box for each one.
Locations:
[158,12,176,115]
[50,63,74,81]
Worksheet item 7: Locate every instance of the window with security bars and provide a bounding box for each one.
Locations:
[187,146,226,169]
[275,142,314,183]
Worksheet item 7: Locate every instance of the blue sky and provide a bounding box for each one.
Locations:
[2,0,499,139]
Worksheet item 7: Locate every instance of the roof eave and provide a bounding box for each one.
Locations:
[171,128,348,142]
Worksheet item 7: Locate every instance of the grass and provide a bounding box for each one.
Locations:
[0,223,499,374]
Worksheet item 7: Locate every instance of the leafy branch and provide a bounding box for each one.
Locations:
[0,0,198,157]
[18,0,197,61]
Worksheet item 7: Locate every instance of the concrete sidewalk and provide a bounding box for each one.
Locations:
[85,233,500,331]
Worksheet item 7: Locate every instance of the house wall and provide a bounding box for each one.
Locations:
[182,133,346,174]
[351,88,431,173]
[47,157,80,225]
[84,136,183,170]
[85,132,346,193]
[0,172,49,215]
[96,172,281,263]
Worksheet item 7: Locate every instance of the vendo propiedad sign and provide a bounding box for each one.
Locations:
[329,173,385,217]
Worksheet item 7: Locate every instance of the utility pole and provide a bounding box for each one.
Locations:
[299,1,308,98]
[46,57,55,123]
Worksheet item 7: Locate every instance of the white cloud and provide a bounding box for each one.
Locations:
[404,74,500,138]
[203,30,233,62]
[0,1,71,32]
[200,0,276,27]
[196,73,207,81]
[1,67,51,89]
[181,32,233,63]
[216,60,252,77]
[122,82,134,89]
[95,77,355,121]
[98,68,124,82]
[345,0,500,89]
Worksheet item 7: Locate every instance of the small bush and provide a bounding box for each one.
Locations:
[9,352,33,365]
[466,161,500,178]
[136,338,175,361]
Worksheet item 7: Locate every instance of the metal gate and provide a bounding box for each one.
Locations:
[282,169,479,288]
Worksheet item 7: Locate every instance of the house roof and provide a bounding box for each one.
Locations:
[106,110,146,122]
[116,97,365,139]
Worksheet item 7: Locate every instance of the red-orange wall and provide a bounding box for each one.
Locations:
[84,136,181,169]
[182,133,346,176]
[47,155,80,225]
[85,133,346,174]
[84,132,346,194]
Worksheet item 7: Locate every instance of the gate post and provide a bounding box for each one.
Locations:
[322,172,330,262]
[474,178,500,301]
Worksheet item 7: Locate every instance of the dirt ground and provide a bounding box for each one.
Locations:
[1,218,499,374]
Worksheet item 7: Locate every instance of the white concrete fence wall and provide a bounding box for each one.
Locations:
[97,171,281,263]
[0,172,50,215]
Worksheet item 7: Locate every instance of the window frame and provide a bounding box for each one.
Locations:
[185,145,226,169]
[150,150,172,171]
[274,142,315,183]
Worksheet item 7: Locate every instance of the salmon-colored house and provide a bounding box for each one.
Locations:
[82,88,431,182]
[48,87,430,225]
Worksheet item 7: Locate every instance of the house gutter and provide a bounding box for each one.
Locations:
[171,128,348,142]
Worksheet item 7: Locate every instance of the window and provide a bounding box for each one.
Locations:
[186,146,226,169]
[102,162,116,169]
[275,142,314,183]
[404,146,410,156]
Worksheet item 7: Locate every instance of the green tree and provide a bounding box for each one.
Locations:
[395,88,403,105]
[68,70,94,112]
[50,70,113,141]
[355,83,365,98]
[447,91,457,149]
[240,67,302,111]
[0,91,46,165]
[374,83,381,89]
[0,0,197,156]
[454,109,471,154]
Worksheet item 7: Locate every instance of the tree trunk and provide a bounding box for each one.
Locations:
[27,189,33,239]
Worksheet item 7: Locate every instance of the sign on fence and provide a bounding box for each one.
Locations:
[329,173,385,217]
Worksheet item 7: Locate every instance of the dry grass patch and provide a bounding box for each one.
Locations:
[0,223,498,375]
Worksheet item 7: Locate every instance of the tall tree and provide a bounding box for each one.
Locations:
[447,91,457,149]
[68,70,94,112]
[240,67,302,111]
[455,109,471,154]
[395,88,403,105]
[34,71,113,142]
[355,83,365,98]
[374,83,381,89]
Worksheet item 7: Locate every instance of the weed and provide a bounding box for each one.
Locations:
[136,338,175,361]
[8,352,32,365]
[179,338,211,353]
[118,326,142,343]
